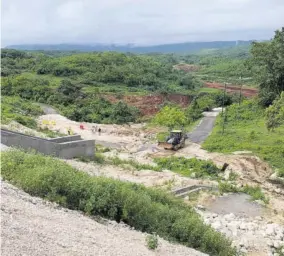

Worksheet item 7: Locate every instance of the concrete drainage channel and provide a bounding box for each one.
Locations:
[172,185,218,198]
[1,129,95,159]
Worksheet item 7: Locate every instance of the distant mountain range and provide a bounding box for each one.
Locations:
[5,40,254,54]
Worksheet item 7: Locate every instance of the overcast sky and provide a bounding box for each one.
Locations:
[1,0,284,46]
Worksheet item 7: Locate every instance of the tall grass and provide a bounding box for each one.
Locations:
[154,156,221,179]
[203,100,284,177]
[1,150,236,256]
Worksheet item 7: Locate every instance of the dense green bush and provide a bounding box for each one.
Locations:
[1,96,43,128]
[152,106,187,129]
[1,150,236,255]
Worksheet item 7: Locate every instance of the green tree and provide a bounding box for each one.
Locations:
[153,106,187,129]
[248,27,284,106]
[265,92,284,131]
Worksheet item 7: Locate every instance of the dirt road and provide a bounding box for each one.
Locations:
[204,82,258,97]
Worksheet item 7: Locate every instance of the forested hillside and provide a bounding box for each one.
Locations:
[1,29,283,127]
[1,50,200,124]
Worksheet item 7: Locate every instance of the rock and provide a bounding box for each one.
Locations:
[211,221,222,230]
[267,240,274,247]
[239,223,247,230]
[224,213,235,221]
[196,205,205,211]
[211,213,218,218]
[275,233,283,241]
[224,170,231,180]
[204,219,211,225]
[228,221,240,230]
[266,225,276,236]
[273,240,282,249]
[247,223,256,231]
[255,200,266,206]
[255,216,263,221]
[240,247,247,254]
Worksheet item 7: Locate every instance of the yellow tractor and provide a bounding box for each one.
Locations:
[158,130,187,150]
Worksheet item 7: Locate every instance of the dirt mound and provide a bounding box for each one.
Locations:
[204,82,258,97]
[173,64,200,72]
[104,94,191,116]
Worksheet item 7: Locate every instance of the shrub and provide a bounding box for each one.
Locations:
[1,150,236,256]
[153,106,187,129]
[146,234,158,250]
[1,96,44,129]
[154,157,220,179]
[242,185,269,204]
[203,99,284,177]
[218,182,269,204]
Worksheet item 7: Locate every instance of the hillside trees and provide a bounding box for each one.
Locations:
[153,106,187,129]
[265,92,284,131]
[249,27,284,106]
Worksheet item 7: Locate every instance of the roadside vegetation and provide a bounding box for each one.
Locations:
[204,28,284,177]
[203,99,284,177]
[1,150,237,256]
[218,182,269,204]
[153,91,239,141]
[1,96,65,138]
[154,157,220,179]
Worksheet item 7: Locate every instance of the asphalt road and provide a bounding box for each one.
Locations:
[187,109,221,144]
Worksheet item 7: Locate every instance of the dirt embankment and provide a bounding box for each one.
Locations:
[104,94,191,116]
[204,82,258,97]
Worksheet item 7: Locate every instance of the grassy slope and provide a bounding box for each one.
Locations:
[1,150,236,256]
[203,103,284,177]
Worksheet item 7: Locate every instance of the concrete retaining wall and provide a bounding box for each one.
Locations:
[57,140,95,159]
[48,135,82,143]
[1,129,94,159]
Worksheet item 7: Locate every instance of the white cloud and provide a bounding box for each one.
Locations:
[1,0,284,46]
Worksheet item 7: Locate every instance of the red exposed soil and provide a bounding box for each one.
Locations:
[104,94,191,116]
[204,82,258,97]
[103,82,257,116]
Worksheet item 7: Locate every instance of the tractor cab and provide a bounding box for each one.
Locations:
[159,129,186,150]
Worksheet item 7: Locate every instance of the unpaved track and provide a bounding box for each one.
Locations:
[1,180,207,256]
[64,159,216,189]
[37,113,284,216]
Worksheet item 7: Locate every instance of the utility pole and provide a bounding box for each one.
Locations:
[221,82,227,115]
[222,83,227,135]
[239,76,243,106]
